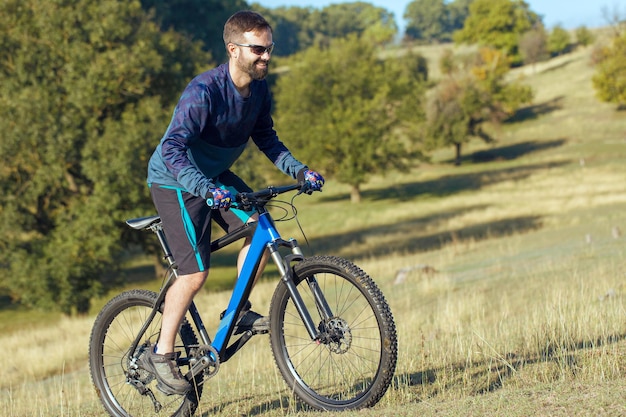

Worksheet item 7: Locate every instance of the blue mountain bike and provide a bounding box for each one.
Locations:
[89,182,398,417]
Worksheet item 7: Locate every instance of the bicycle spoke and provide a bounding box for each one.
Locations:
[271,256,396,410]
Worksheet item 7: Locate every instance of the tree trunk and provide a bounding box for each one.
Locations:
[455,143,462,166]
[350,184,361,203]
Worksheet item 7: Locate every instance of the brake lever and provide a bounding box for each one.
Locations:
[297,181,313,196]
[235,193,252,212]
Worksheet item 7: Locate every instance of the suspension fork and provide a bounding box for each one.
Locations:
[269,239,335,341]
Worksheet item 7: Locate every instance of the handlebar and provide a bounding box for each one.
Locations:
[234,182,307,211]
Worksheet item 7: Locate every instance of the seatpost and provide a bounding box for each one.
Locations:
[151,222,176,267]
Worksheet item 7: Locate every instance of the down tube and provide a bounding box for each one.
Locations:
[211,213,279,351]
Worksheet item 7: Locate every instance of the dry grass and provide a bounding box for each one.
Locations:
[1,45,625,416]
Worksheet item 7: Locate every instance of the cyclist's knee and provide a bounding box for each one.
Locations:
[178,270,208,293]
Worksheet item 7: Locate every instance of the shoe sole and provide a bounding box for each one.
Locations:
[155,381,190,396]
[137,355,191,396]
[234,319,270,335]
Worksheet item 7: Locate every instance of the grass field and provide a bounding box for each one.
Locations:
[1,44,625,416]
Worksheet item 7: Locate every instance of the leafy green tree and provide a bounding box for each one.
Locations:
[0,0,209,313]
[404,0,449,42]
[425,48,533,164]
[140,0,248,63]
[454,0,542,65]
[404,0,473,43]
[255,2,397,57]
[547,25,571,56]
[592,32,626,106]
[252,5,315,57]
[309,2,397,46]
[273,35,427,203]
[447,0,474,32]
[575,26,595,47]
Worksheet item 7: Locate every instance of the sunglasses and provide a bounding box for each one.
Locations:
[233,42,275,56]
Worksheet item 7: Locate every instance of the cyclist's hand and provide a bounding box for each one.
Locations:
[303,169,325,192]
[206,187,232,209]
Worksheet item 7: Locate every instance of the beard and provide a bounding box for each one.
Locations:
[237,55,269,80]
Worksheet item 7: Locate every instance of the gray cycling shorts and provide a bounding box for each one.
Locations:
[149,171,255,275]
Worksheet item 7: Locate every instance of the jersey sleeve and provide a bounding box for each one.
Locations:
[161,82,215,198]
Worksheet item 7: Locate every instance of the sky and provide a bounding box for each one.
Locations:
[254,0,620,32]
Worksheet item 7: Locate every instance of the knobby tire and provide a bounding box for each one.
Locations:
[89,289,203,417]
[269,255,398,411]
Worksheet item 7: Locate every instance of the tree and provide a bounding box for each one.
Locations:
[0,0,210,313]
[454,0,542,66]
[592,31,626,106]
[447,0,474,33]
[575,26,595,47]
[309,2,397,46]
[425,48,533,165]
[252,5,315,57]
[404,0,473,43]
[519,26,548,69]
[140,0,248,63]
[404,0,449,42]
[255,2,397,57]
[601,4,626,38]
[547,25,571,56]
[273,35,427,203]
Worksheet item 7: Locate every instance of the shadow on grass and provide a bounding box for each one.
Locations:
[441,139,567,165]
[393,331,626,398]
[507,96,565,124]
[323,159,569,204]
[468,139,567,163]
[201,394,308,417]
[303,161,570,260]
[307,208,543,261]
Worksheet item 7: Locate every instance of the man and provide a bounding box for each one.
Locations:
[142,10,324,395]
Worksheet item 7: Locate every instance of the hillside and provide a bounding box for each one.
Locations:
[1,45,625,416]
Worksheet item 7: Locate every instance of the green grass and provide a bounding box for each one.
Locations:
[1,45,625,416]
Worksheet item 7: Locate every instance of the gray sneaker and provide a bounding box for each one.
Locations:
[221,301,270,335]
[138,346,191,395]
[234,309,270,335]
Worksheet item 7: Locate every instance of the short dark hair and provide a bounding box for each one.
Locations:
[223,11,272,45]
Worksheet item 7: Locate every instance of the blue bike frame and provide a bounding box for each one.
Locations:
[185,207,325,368]
[212,212,278,351]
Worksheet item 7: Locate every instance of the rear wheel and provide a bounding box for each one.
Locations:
[89,289,203,417]
[269,256,397,410]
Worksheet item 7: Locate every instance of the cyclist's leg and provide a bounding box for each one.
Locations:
[148,185,214,393]
[158,270,206,354]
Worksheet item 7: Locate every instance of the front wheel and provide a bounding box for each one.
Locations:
[269,256,398,411]
[89,289,203,417]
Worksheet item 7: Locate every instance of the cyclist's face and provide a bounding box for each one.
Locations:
[233,29,273,80]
